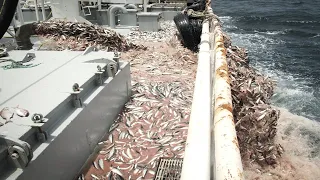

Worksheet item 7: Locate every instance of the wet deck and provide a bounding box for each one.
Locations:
[83,82,190,179]
[81,27,197,179]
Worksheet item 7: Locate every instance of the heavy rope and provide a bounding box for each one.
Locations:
[0,49,41,70]
[0,61,41,70]
[186,9,221,22]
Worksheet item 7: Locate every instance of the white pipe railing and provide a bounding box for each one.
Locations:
[98,0,102,10]
[41,0,46,20]
[180,20,211,180]
[143,0,147,12]
[17,0,25,25]
[207,6,245,180]
[34,0,40,22]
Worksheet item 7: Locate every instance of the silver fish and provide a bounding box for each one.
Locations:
[133,168,139,174]
[98,159,104,170]
[137,155,148,164]
[98,141,108,145]
[15,106,29,117]
[127,129,134,136]
[118,164,133,170]
[99,151,108,155]
[108,147,115,160]
[142,169,148,178]
[121,150,129,159]
[109,123,118,132]
[93,161,98,169]
[110,167,123,177]
[91,174,99,180]
[108,134,113,144]
[0,107,14,121]
[126,148,133,159]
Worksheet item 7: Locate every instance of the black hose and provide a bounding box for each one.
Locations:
[0,0,20,39]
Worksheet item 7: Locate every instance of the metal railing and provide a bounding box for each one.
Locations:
[208,5,244,180]
[181,5,244,180]
[180,20,211,180]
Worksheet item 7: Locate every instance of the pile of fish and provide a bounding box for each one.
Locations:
[223,34,284,166]
[35,21,146,51]
[126,21,177,42]
[82,81,192,180]
[0,106,29,126]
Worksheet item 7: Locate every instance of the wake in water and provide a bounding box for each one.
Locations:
[216,12,320,179]
[218,15,320,120]
[217,15,320,179]
[245,108,320,180]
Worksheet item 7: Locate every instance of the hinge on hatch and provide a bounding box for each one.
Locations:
[0,135,33,169]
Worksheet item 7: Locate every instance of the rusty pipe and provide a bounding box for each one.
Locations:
[207,6,245,180]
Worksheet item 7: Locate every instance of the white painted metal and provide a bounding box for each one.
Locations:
[207,6,245,180]
[98,0,102,10]
[12,18,18,29]
[17,0,25,25]
[108,5,128,28]
[0,50,131,180]
[50,0,91,24]
[137,12,162,31]
[143,0,147,12]
[101,0,143,4]
[34,0,40,22]
[0,51,105,119]
[41,0,46,20]
[180,21,211,180]
[6,30,15,38]
[124,4,138,9]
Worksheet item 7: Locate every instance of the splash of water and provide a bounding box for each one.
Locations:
[244,108,320,179]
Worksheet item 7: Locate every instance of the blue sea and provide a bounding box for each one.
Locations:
[212,1,320,177]
[212,0,320,121]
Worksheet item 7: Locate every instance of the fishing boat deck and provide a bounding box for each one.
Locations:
[0,50,113,129]
[1,19,198,179]
[81,29,197,179]
[0,49,133,179]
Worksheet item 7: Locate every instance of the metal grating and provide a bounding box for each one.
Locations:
[154,158,184,180]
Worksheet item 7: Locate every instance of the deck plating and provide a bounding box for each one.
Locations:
[0,48,131,180]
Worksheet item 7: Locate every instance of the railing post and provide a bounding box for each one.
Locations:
[34,0,40,22]
[41,0,46,21]
[180,20,211,180]
[17,0,25,25]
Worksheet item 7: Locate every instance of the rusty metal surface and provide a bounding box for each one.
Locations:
[208,5,245,180]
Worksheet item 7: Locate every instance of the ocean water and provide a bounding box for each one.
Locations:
[212,0,320,121]
[212,0,320,178]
